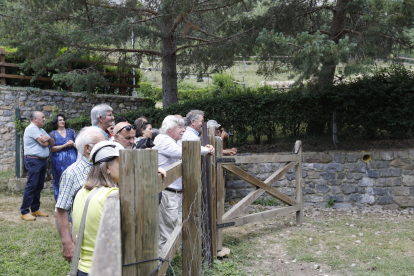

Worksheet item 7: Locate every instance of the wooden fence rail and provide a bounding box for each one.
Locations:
[0,47,139,95]
[88,138,303,275]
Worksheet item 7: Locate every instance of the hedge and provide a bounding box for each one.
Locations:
[15,65,414,146]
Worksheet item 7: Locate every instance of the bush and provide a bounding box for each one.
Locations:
[15,65,414,146]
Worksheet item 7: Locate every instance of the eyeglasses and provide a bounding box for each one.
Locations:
[116,124,136,134]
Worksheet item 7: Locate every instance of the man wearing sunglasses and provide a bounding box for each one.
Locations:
[113,122,136,149]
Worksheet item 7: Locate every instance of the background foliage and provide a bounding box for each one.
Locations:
[14,66,414,148]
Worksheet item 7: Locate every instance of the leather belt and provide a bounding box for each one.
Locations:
[25,155,47,160]
[165,187,183,193]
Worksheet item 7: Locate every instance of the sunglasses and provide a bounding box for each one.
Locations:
[116,124,136,134]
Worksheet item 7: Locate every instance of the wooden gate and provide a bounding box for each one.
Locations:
[210,133,303,253]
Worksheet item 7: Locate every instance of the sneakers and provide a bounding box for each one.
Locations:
[31,210,49,217]
[21,214,36,221]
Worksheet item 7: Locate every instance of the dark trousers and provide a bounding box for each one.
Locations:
[20,157,47,215]
[77,270,88,276]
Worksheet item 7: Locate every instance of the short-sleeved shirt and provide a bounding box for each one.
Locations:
[73,187,119,273]
[56,155,92,211]
[92,125,110,141]
[23,122,50,157]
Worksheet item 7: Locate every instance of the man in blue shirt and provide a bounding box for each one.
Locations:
[90,104,114,141]
[21,111,55,221]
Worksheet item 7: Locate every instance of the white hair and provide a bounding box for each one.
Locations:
[186,110,204,124]
[91,104,113,125]
[75,126,103,156]
[159,115,185,134]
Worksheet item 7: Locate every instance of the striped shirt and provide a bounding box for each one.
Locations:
[55,155,92,211]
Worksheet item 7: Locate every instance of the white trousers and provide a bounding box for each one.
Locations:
[158,190,182,252]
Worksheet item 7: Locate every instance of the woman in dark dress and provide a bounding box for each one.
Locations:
[49,114,78,201]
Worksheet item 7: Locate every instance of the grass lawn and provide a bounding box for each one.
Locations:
[1,184,413,276]
[0,190,70,276]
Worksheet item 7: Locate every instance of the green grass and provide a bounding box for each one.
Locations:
[0,191,70,276]
[0,220,71,276]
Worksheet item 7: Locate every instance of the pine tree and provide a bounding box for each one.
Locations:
[0,0,254,106]
[255,0,414,85]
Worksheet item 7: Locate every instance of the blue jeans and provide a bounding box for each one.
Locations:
[20,157,47,215]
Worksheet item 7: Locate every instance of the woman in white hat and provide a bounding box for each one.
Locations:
[71,141,124,276]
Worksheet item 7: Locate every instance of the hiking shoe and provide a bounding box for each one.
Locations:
[31,210,49,217]
[21,214,36,221]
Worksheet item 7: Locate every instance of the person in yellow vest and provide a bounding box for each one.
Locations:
[72,141,124,276]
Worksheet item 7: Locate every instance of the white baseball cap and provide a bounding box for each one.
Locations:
[90,141,124,164]
[207,120,221,129]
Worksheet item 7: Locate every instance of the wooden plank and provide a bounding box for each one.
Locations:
[158,222,182,276]
[182,141,201,276]
[222,164,297,206]
[208,127,217,258]
[222,162,297,221]
[295,141,303,224]
[0,73,52,81]
[0,49,5,85]
[158,160,182,193]
[221,205,300,229]
[89,192,121,276]
[0,62,19,68]
[119,149,159,276]
[218,155,300,164]
[215,137,224,252]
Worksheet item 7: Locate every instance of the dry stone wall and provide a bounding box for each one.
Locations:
[0,87,148,172]
[225,151,414,209]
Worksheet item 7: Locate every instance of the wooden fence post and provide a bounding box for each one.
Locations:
[215,137,224,252]
[119,149,159,276]
[1,47,6,85]
[182,141,201,276]
[295,140,303,224]
[208,127,217,258]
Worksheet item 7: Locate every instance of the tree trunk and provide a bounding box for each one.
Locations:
[309,0,348,136]
[161,16,179,107]
[318,0,348,86]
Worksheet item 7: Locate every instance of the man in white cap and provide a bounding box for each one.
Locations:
[207,120,237,156]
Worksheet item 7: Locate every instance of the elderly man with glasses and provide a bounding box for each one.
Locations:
[113,122,137,149]
[55,127,105,263]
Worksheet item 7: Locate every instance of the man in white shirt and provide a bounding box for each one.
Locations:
[182,110,215,155]
[153,115,214,251]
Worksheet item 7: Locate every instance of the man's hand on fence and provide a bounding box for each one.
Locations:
[205,144,215,156]
[158,167,167,178]
[223,148,237,156]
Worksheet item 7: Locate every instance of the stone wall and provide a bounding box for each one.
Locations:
[225,150,414,209]
[0,87,149,172]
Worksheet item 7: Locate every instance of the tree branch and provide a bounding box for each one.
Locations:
[85,1,159,16]
[297,5,333,17]
[71,44,162,56]
[181,36,210,42]
[173,27,254,54]
[193,1,240,12]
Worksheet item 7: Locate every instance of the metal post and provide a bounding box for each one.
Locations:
[131,31,137,97]
[15,107,21,178]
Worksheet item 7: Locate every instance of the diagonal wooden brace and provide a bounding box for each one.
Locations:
[222,164,298,207]
[222,162,297,221]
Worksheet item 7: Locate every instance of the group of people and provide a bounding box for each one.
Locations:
[20,104,236,276]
